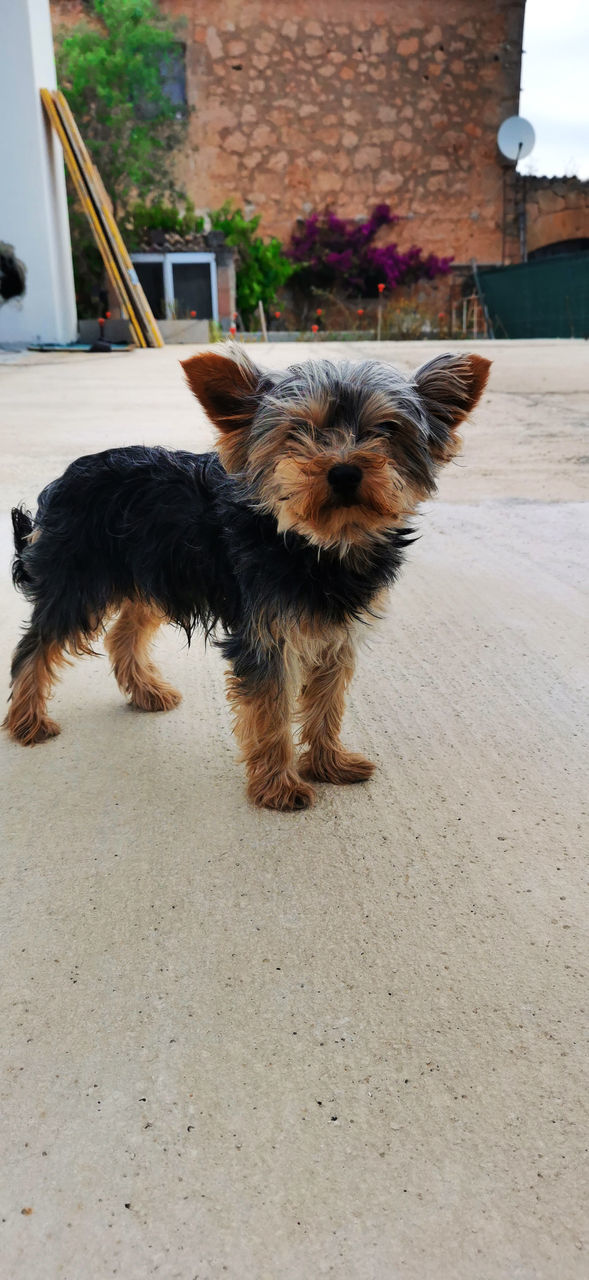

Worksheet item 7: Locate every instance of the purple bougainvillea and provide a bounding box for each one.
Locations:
[288,204,453,296]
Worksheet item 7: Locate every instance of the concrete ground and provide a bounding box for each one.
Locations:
[1,340,587,1279]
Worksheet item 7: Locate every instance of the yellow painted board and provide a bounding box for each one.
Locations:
[41,88,164,348]
[40,89,146,347]
[54,92,163,347]
[55,93,164,349]
[48,91,155,346]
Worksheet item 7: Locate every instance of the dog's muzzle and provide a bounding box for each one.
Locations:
[327,463,362,505]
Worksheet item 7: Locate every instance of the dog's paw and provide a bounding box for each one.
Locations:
[299,746,375,785]
[248,768,316,812]
[3,713,61,746]
[129,683,182,713]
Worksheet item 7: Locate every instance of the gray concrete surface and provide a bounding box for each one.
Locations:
[1,341,588,1279]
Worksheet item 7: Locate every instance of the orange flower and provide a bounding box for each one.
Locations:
[377,283,385,294]
[316,308,323,316]
[311,324,319,333]
[190,311,197,318]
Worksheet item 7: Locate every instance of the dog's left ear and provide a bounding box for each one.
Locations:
[414,352,491,457]
[181,347,266,469]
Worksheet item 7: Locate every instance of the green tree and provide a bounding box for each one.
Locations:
[55,0,190,220]
[210,204,294,326]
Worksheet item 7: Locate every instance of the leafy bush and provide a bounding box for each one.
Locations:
[288,204,452,297]
[209,203,294,325]
[55,0,192,312]
[123,198,204,247]
[55,0,190,219]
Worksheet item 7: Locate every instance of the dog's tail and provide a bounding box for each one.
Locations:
[10,506,34,590]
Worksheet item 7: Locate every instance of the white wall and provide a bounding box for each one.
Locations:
[0,0,77,345]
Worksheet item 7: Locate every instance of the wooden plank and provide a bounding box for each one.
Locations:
[50,90,159,347]
[41,88,164,348]
[41,88,147,347]
[54,92,163,348]
[40,88,146,347]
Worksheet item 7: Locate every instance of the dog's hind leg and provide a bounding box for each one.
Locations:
[105,599,182,713]
[4,624,69,745]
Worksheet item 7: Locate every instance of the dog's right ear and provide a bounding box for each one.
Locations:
[181,347,266,470]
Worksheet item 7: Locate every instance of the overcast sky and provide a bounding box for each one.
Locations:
[518,0,589,179]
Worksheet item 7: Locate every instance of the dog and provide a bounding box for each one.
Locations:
[4,346,490,810]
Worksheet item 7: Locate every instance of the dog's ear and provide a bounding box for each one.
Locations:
[413,352,491,464]
[181,348,263,433]
[414,352,491,426]
[181,347,266,470]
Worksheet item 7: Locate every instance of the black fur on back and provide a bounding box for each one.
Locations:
[12,445,414,662]
[10,507,34,588]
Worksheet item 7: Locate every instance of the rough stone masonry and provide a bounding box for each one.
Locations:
[161,0,527,263]
[52,0,589,266]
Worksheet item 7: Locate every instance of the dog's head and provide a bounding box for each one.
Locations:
[182,346,490,552]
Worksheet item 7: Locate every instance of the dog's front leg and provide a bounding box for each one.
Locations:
[226,639,315,811]
[298,635,375,784]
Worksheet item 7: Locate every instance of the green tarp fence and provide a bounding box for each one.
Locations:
[477,253,589,339]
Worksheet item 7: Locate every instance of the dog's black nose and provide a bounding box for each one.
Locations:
[327,463,362,496]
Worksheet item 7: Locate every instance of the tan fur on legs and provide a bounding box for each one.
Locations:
[226,658,315,811]
[298,635,375,784]
[4,635,67,745]
[105,599,181,712]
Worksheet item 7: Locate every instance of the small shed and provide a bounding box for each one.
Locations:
[131,230,235,338]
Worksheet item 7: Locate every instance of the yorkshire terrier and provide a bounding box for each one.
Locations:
[4,347,490,810]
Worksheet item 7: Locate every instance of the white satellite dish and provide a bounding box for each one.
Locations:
[497,115,535,162]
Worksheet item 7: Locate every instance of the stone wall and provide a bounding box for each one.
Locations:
[169,0,526,265]
[524,176,589,256]
[51,0,526,265]
[50,1,589,271]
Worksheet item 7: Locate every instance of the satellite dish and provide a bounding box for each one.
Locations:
[497,115,535,162]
